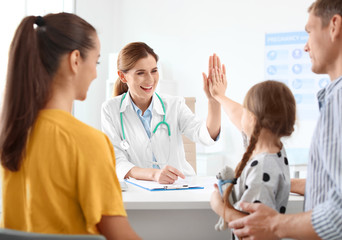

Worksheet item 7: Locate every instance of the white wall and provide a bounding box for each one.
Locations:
[74,0,122,129]
[0,1,26,108]
[0,1,74,106]
[0,0,316,177]
[0,0,75,214]
[75,0,314,174]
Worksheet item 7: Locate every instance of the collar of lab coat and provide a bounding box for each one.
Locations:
[119,90,165,116]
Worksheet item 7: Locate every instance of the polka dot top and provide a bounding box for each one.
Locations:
[231,146,290,214]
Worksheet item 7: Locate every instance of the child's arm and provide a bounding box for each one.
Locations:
[290,178,306,195]
[209,60,244,132]
[210,184,248,222]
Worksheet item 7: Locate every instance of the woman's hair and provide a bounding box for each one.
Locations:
[309,0,342,27]
[0,13,96,171]
[223,80,296,209]
[113,42,159,96]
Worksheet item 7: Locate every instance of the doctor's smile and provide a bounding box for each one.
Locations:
[140,85,153,92]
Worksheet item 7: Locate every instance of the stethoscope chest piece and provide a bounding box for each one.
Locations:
[120,140,130,150]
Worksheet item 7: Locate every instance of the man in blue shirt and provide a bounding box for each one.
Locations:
[228,0,342,239]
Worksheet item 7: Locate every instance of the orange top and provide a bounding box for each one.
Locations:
[1,109,126,234]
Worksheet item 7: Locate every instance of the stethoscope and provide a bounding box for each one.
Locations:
[120,92,171,150]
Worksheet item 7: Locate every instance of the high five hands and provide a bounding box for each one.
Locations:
[202,53,228,101]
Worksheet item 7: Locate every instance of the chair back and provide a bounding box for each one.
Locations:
[183,97,197,172]
[0,228,106,240]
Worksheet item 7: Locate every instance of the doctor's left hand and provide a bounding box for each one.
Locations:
[202,53,224,102]
[154,165,185,184]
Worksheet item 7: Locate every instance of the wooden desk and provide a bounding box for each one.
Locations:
[122,176,304,240]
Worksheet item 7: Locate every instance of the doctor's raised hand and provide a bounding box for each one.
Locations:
[101,42,221,183]
[202,53,227,100]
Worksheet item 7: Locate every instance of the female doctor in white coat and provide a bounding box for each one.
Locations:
[101,42,224,184]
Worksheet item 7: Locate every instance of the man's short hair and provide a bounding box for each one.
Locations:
[309,0,342,27]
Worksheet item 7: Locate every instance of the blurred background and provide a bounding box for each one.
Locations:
[0,0,319,182]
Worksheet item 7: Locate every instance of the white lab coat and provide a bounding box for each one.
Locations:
[101,91,216,179]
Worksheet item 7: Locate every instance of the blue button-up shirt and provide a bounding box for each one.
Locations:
[131,97,160,169]
[131,99,153,138]
[305,76,342,239]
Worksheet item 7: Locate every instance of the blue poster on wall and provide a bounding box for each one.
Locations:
[264,31,329,166]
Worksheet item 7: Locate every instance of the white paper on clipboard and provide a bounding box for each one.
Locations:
[125,177,204,191]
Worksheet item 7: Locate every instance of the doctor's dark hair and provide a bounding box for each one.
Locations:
[309,0,342,27]
[223,80,296,209]
[0,13,96,171]
[113,42,159,96]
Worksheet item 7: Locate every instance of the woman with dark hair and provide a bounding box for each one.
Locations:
[102,42,222,183]
[0,13,140,240]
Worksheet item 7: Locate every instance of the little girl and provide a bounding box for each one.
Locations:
[207,56,296,227]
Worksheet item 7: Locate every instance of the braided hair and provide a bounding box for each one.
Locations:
[223,80,296,209]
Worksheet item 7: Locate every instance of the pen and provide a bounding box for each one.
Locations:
[163,184,189,190]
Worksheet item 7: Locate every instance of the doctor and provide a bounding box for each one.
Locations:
[101,42,223,183]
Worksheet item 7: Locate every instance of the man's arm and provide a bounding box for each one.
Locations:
[228,202,321,240]
[275,211,320,239]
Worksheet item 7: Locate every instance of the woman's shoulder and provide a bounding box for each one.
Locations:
[70,118,108,145]
[72,119,106,139]
[47,110,107,143]
[36,110,110,153]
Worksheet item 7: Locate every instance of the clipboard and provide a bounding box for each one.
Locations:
[125,178,204,191]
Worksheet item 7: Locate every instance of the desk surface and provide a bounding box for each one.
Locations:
[122,176,304,211]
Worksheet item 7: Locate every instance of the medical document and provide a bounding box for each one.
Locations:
[125,177,204,191]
